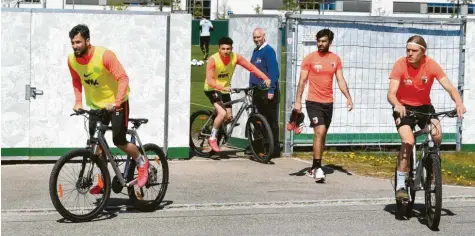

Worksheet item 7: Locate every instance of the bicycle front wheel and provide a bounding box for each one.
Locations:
[49,148,111,222]
[127,143,169,212]
[424,153,442,230]
[246,113,274,163]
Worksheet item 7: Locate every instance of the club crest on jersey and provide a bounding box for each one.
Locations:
[331,62,336,68]
[255,58,262,63]
[312,117,318,124]
[313,64,322,72]
[422,76,428,84]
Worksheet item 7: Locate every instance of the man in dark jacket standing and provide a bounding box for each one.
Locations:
[249,28,281,158]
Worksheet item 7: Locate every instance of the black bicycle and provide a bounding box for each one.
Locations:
[190,84,275,163]
[49,108,169,222]
[394,108,458,230]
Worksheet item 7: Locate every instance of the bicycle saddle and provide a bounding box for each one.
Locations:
[129,118,149,124]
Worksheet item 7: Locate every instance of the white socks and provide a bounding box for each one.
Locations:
[136,155,145,167]
[397,171,407,189]
[210,128,218,140]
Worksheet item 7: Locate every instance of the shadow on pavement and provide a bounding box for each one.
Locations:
[55,198,174,223]
[383,203,457,231]
[288,164,354,177]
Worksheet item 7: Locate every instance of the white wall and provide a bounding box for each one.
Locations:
[462,20,475,150]
[1,9,192,159]
[228,15,281,145]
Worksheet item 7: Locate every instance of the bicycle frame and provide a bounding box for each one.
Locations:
[200,89,257,143]
[221,92,256,139]
[410,119,439,191]
[89,119,147,187]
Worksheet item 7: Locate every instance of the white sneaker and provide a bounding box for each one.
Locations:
[315,168,325,181]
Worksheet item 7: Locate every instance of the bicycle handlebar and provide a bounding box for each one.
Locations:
[406,109,458,119]
[70,108,111,117]
[231,84,276,94]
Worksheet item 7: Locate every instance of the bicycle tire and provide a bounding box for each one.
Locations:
[127,143,169,212]
[245,113,274,163]
[189,110,223,157]
[424,153,442,230]
[49,148,111,222]
[393,153,415,219]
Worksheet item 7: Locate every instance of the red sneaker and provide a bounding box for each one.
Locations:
[136,157,149,188]
[208,138,221,152]
[89,174,104,195]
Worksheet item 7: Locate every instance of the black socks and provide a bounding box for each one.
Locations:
[311,158,322,170]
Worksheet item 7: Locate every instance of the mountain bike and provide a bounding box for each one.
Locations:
[190,84,275,163]
[394,108,458,230]
[49,108,169,222]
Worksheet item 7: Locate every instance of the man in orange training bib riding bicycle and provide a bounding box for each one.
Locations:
[67,24,149,193]
[204,36,271,153]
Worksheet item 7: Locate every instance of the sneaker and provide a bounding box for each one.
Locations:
[208,138,221,152]
[315,168,325,181]
[286,109,299,131]
[306,168,316,178]
[89,174,104,195]
[136,156,149,188]
[396,188,409,202]
[294,113,305,134]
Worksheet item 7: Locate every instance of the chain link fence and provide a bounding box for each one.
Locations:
[283,14,466,153]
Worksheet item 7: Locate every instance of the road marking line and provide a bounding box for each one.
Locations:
[4,196,475,215]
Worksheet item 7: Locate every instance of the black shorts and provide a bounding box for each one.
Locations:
[88,101,129,146]
[392,104,437,130]
[204,91,232,108]
[305,101,333,129]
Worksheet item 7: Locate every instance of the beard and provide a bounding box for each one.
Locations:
[74,47,87,57]
[318,46,329,53]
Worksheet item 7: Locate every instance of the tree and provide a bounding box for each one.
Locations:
[216,0,231,19]
[279,0,300,13]
[109,0,129,11]
[193,2,203,19]
[172,0,182,11]
[253,4,262,14]
[448,0,473,18]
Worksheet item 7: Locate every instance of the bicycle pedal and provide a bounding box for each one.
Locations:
[126,178,138,187]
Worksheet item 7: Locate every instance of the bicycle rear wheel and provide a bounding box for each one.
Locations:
[127,143,169,212]
[246,113,274,163]
[189,110,223,157]
[424,153,442,230]
[49,149,111,222]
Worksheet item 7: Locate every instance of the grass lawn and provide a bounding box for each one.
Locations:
[189,45,287,140]
[296,151,475,187]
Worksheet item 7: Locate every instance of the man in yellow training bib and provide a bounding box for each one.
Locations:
[204,36,271,153]
[67,24,148,193]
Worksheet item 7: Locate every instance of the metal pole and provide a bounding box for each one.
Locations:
[456,19,466,152]
[283,14,296,155]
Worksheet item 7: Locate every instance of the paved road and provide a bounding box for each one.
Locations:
[2,157,475,235]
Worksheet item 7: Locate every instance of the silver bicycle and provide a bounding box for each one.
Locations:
[49,108,169,222]
[394,108,458,230]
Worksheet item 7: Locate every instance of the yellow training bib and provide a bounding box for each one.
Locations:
[68,46,129,109]
[204,52,237,94]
